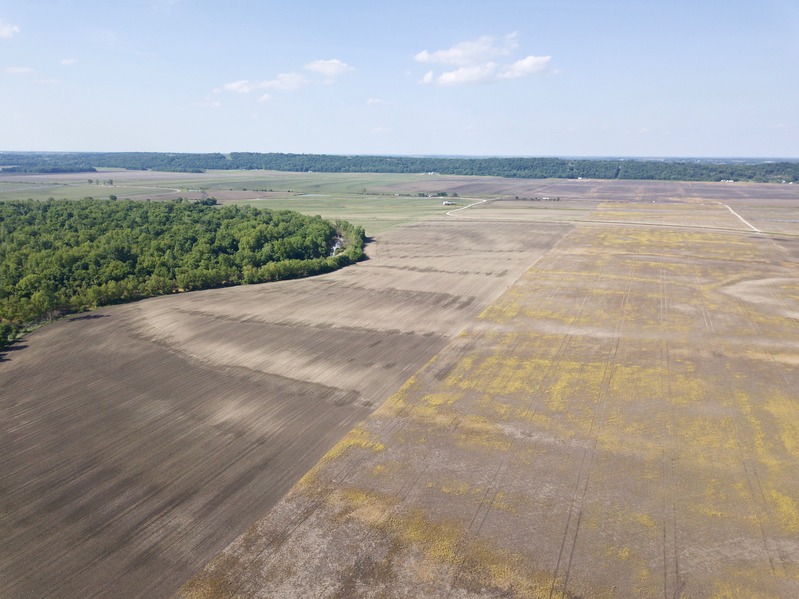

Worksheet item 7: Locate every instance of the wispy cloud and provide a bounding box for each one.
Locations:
[217,58,352,102]
[60,58,78,66]
[5,66,33,74]
[367,97,383,105]
[416,33,551,86]
[0,20,20,39]
[437,63,498,86]
[219,74,308,94]
[498,55,551,79]
[221,79,257,93]
[195,97,221,108]
[415,33,518,67]
[261,72,308,91]
[305,59,353,81]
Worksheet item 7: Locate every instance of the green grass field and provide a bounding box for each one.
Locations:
[240,195,454,233]
[0,170,477,234]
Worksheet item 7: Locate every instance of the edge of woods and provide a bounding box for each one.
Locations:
[0,197,366,352]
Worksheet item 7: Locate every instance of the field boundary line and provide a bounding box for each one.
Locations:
[446,198,487,215]
[723,204,760,232]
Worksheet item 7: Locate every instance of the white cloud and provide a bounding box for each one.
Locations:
[416,33,552,86]
[305,59,353,80]
[217,60,349,103]
[498,55,551,79]
[437,63,497,86]
[222,79,257,93]
[415,33,517,67]
[217,74,307,97]
[0,20,20,39]
[218,75,307,94]
[61,58,78,66]
[5,66,33,74]
[261,72,307,91]
[367,97,383,105]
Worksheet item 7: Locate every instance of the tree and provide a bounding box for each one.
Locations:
[0,198,366,336]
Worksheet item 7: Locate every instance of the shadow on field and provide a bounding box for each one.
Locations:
[68,313,110,322]
[0,342,29,362]
[361,236,375,260]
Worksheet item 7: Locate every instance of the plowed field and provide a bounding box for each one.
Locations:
[178,197,799,599]
[3,178,799,599]
[0,218,567,598]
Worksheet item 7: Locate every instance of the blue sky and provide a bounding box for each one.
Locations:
[1,0,797,157]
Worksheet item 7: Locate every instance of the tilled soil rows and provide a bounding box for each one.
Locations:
[179,203,799,598]
[0,218,567,598]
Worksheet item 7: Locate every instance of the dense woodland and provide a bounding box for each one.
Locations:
[1,151,798,182]
[0,199,365,348]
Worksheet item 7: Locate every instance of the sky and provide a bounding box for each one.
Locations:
[1,0,797,157]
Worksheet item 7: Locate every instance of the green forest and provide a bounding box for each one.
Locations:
[1,151,798,182]
[0,199,365,349]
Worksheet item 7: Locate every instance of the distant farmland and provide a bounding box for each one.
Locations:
[2,173,799,598]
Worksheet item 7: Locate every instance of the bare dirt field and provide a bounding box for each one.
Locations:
[2,177,799,599]
[177,189,799,599]
[0,218,567,598]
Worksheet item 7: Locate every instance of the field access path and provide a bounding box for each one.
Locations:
[0,218,568,598]
[179,200,799,598]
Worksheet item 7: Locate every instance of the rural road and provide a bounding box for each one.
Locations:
[445,198,487,216]
[724,202,761,231]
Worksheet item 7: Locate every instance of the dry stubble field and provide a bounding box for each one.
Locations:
[2,177,799,598]
[177,185,799,599]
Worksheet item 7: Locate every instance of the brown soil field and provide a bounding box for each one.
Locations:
[3,178,799,599]
[0,219,568,598]
[177,191,799,598]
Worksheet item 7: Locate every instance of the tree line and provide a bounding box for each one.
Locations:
[0,199,365,349]
[1,152,797,182]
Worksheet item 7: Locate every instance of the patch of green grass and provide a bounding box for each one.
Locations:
[0,170,468,234]
[240,194,452,234]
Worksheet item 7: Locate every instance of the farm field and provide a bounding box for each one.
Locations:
[178,193,799,598]
[0,169,493,233]
[0,214,567,597]
[2,175,799,598]
[4,169,799,235]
